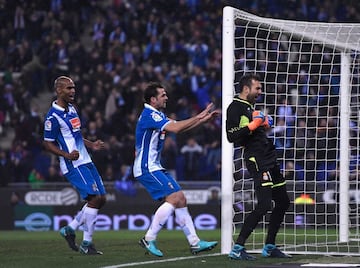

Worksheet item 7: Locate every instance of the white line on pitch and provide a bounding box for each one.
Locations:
[100,253,223,268]
[302,264,360,267]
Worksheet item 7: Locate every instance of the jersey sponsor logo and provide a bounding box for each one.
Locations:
[228,126,241,133]
[151,112,162,122]
[45,120,52,131]
[69,117,81,131]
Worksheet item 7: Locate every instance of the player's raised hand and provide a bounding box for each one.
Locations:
[202,108,221,123]
[197,103,215,120]
[92,140,105,151]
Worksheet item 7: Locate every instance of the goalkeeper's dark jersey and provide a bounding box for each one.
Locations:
[226,97,277,172]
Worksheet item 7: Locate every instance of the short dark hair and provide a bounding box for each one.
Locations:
[54,76,72,90]
[144,82,164,103]
[235,73,261,94]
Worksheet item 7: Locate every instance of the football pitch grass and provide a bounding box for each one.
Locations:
[1,230,360,268]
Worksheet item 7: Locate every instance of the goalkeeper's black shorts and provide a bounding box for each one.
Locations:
[245,159,285,189]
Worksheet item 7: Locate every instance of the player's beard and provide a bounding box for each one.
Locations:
[159,101,167,110]
[247,95,256,104]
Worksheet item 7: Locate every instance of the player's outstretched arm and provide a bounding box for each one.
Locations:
[84,139,105,151]
[164,103,220,133]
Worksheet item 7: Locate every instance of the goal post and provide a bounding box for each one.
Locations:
[339,52,351,243]
[221,6,360,255]
[221,6,236,255]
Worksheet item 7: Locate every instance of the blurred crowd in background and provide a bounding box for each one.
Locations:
[0,0,359,187]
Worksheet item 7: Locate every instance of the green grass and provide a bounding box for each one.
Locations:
[1,230,360,268]
[247,227,360,255]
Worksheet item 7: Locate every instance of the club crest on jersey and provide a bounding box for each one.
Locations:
[69,117,81,131]
[45,119,52,131]
[151,112,162,122]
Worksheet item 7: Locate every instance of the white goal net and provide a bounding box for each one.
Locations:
[221,6,360,256]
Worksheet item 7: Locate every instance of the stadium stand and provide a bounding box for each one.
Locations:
[0,0,359,185]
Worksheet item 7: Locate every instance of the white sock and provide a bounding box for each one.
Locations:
[82,207,98,242]
[69,203,87,230]
[145,202,175,241]
[175,207,200,245]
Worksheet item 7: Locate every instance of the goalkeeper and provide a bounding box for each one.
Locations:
[225,73,291,260]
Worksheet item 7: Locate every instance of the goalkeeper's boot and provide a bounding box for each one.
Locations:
[190,240,218,255]
[139,237,163,257]
[228,244,256,260]
[262,244,292,258]
[59,226,78,251]
[79,240,103,255]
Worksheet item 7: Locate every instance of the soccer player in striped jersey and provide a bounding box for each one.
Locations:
[43,76,106,255]
[133,82,219,257]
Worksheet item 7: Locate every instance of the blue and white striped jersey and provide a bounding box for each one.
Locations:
[133,103,171,177]
[43,101,92,174]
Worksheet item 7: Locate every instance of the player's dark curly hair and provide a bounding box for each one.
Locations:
[144,82,164,103]
[235,73,261,94]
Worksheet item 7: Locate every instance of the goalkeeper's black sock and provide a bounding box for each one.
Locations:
[236,210,263,246]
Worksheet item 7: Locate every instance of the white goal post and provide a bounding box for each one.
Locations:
[221,6,360,255]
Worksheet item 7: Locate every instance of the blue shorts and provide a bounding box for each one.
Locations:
[64,162,106,200]
[136,170,181,201]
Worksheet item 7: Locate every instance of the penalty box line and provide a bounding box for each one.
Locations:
[100,252,223,268]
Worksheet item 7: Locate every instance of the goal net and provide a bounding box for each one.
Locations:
[221,6,360,256]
